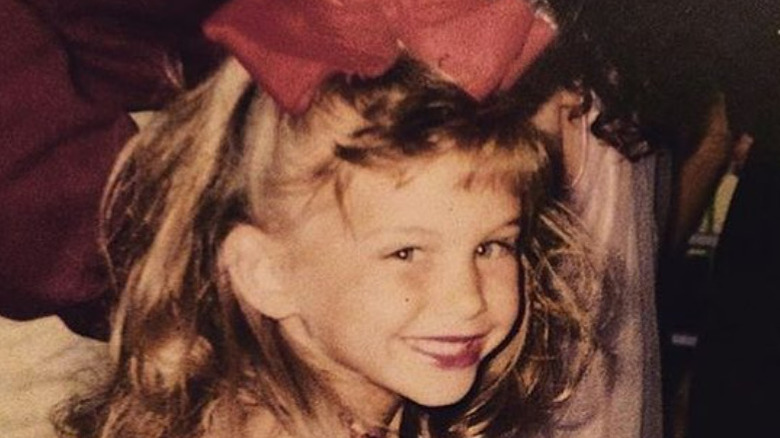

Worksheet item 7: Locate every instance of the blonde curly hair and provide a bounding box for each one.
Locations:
[57,57,603,438]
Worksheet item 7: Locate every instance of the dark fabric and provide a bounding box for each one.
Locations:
[686,0,780,433]
[0,0,222,337]
[688,119,780,437]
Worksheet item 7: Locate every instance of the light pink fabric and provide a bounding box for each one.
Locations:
[551,104,663,438]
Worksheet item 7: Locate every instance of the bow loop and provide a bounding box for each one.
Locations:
[397,0,538,98]
[204,0,557,114]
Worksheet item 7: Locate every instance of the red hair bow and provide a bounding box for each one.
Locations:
[204,0,557,114]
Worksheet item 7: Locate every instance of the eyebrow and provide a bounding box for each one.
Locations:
[359,225,438,241]
[487,217,523,235]
[359,216,522,241]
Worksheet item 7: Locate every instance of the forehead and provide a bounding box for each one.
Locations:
[344,148,522,200]
[350,151,520,221]
[286,150,523,239]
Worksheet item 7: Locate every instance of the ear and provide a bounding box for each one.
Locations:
[219,224,297,320]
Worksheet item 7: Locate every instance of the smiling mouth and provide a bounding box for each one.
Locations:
[404,335,485,370]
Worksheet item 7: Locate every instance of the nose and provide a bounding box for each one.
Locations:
[431,258,486,321]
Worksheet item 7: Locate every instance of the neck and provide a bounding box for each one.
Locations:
[329,372,403,434]
[280,316,403,435]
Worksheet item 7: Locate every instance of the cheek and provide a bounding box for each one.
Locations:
[483,261,522,328]
[296,259,419,339]
[354,265,426,322]
[395,261,432,304]
[289,254,360,331]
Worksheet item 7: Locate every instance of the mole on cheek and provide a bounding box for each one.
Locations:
[399,272,425,305]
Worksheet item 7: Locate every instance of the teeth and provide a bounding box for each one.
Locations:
[406,338,472,355]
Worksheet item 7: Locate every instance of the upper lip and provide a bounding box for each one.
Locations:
[402,334,486,368]
[401,333,486,355]
[404,334,484,343]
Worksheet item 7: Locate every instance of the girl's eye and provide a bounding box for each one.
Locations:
[475,240,517,259]
[387,247,419,262]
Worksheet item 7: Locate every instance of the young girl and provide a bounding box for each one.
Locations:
[55,2,604,438]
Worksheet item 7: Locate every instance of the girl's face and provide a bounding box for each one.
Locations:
[278,151,522,410]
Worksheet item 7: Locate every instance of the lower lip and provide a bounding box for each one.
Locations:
[408,339,483,370]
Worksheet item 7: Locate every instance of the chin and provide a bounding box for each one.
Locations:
[405,375,476,407]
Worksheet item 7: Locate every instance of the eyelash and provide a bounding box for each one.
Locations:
[475,240,518,258]
[388,247,420,262]
[386,240,517,262]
